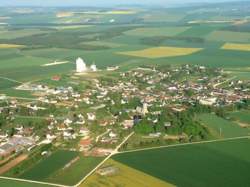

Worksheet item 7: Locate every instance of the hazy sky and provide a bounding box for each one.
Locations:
[0,0,245,7]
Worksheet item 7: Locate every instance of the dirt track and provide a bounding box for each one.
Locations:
[0,154,27,175]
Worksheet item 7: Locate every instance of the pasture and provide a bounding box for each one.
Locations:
[197,113,250,138]
[117,46,203,59]
[113,138,250,187]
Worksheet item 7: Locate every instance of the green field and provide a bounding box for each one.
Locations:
[197,113,250,138]
[113,138,250,187]
[0,29,51,40]
[124,26,190,37]
[0,179,51,187]
[13,150,104,186]
[47,156,104,185]
[0,5,249,90]
[206,31,250,43]
[20,150,78,181]
[228,110,250,124]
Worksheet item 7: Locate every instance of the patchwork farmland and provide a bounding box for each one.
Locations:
[0,1,250,187]
[112,138,250,187]
[117,46,203,59]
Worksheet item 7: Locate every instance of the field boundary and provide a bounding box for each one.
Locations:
[117,135,250,154]
[0,176,69,187]
[0,76,23,84]
[0,135,249,187]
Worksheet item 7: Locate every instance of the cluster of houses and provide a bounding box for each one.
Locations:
[0,136,35,157]
[0,64,249,159]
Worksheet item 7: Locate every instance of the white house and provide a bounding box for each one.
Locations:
[90,64,97,72]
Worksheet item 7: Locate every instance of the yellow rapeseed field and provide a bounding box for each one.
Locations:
[0,44,25,49]
[117,46,203,59]
[81,159,175,187]
[222,43,250,52]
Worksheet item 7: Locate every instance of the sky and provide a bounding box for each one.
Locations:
[0,0,246,7]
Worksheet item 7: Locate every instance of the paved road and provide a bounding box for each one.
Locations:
[0,176,68,187]
[74,132,135,187]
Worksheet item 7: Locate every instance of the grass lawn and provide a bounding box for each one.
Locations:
[113,138,250,187]
[197,113,250,138]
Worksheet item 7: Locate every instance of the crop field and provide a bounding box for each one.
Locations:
[0,4,249,96]
[81,41,124,48]
[162,48,250,68]
[113,138,250,187]
[19,150,78,181]
[206,31,250,42]
[0,79,19,90]
[197,114,250,138]
[5,149,104,186]
[178,25,223,37]
[117,46,203,59]
[0,44,25,49]
[222,43,250,51]
[228,71,250,80]
[46,156,104,185]
[0,29,51,40]
[228,110,250,124]
[124,27,190,37]
[0,179,51,187]
[82,159,174,187]
[142,11,185,22]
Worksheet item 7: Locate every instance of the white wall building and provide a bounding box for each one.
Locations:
[90,64,97,72]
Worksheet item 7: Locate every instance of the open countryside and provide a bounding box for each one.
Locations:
[0,1,250,187]
[113,138,250,187]
[222,43,250,51]
[117,47,203,59]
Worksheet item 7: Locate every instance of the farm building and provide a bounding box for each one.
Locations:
[96,166,119,176]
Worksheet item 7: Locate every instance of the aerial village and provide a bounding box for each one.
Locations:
[0,58,249,163]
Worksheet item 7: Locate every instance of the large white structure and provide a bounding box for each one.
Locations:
[76,57,87,73]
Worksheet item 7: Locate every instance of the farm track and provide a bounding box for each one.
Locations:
[0,76,23,84]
